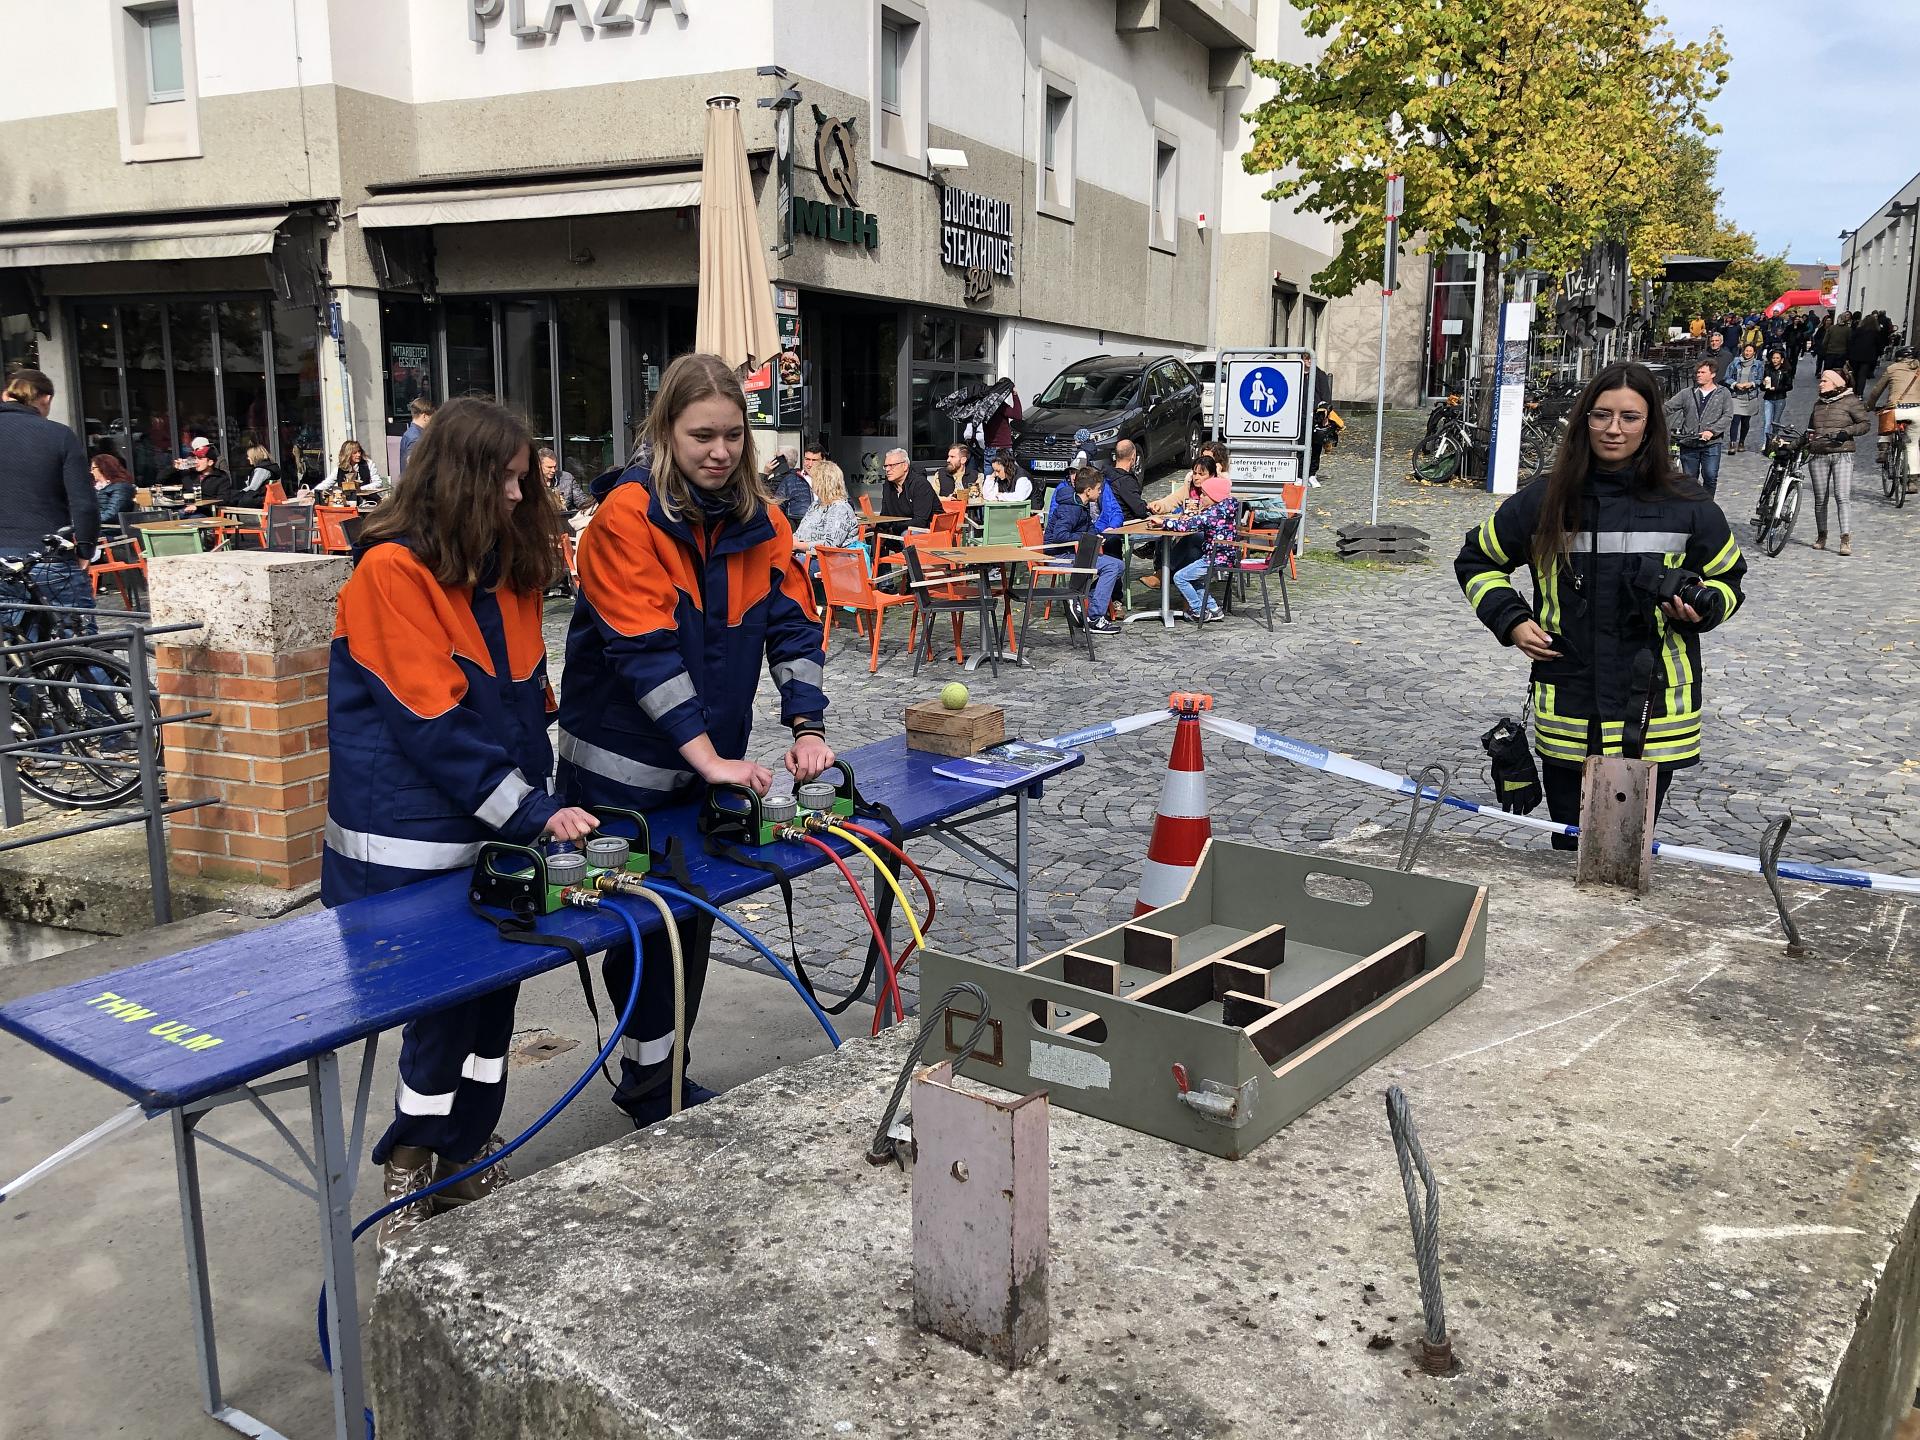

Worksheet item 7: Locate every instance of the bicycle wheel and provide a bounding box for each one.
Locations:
[1411,431,1463,484]
[1892,440,1909,509]
[1517,425,1549,485]
[7,648,153,810]
[1764,481,1798,557]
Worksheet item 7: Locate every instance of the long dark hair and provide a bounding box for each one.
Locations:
[1532,361,1692,571]
[358,396,560,593]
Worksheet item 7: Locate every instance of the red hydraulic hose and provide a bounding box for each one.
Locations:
[793,832,905,1034]
[839,821,938,974]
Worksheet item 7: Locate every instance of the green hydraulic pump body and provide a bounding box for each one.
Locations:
[469,806,651,914]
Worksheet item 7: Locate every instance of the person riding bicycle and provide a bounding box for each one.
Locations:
[1865,345,1920,495]
[1455,360,1747,848]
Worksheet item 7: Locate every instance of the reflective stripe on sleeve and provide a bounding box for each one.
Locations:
[325,820,482,873]
[475,771,535,830]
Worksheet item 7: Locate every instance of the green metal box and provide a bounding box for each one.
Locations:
[919,840,1488,1159]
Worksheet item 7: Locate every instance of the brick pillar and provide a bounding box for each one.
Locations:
[148,551,352,891]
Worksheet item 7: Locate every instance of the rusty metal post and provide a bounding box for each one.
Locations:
[910,1060,1050,1368]
[1575,755,1658,892]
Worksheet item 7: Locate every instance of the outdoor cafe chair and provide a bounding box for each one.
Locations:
[266,503,316,554]
[817,545,918,673]
[314,505,360,554]
[902,534,992,677]
[1202,511,1298,631]
[88,534,146,608]
[1017,531,1101,661]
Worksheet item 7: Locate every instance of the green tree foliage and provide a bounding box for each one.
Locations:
[1246,0,1727,402]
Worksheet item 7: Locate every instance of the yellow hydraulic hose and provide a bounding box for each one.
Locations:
[824,823,928,957]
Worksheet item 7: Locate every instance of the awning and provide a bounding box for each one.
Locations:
[0,214,286,268]
[356,172,701,230]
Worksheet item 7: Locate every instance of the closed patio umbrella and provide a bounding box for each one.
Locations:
[696,95,779,374]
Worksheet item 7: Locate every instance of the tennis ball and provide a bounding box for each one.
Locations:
[941,682,969,710]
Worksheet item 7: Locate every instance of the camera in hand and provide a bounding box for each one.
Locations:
[1638,566,1714,615]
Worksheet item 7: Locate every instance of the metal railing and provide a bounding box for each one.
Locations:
[0,601,214,925]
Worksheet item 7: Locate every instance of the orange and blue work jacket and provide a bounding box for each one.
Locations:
[556,468,827,811]
[322,539,560,904]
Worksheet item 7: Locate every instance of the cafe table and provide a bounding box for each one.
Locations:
[928,543,1053,672]
[1102,519,1186,629]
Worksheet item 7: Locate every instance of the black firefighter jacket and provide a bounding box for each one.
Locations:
[1456,469,1747,771]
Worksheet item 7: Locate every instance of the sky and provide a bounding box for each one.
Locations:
[1665,1,1920,265]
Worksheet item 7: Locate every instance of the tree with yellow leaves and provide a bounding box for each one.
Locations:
[1247,0,1727,418]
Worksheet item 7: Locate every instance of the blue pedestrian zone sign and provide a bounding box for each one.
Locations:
[1239,366,1288,418]
[1223,357,1307,442]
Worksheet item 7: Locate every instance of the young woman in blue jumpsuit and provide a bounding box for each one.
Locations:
[324,397,596,1246]
[559,353,835,1127]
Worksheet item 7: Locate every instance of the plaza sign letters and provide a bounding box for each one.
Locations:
[940,186,1015,285]
[469,0,686,47]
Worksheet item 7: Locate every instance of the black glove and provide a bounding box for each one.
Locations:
[1480,717,1542,816]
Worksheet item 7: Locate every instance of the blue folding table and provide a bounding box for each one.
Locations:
[0,735,1078,1440]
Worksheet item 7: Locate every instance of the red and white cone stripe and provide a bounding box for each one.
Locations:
[1136,709,1211,914]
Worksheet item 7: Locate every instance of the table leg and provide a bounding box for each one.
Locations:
[171,1108,225,1417]
[1160,538,1180,627]
[308,1051,366,1440]
[1014,789,1030,969]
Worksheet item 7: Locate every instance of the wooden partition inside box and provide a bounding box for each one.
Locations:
[920,841,1488,1159]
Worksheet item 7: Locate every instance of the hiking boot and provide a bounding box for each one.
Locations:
[1813,533,1827,550]
[377,1145,437,1251]
[627,1077,721,1129]
[432,1134,512,1208]
[1839,535,1852,556]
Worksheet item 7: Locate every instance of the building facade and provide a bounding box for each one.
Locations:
[1837,171,1920,345]
[1,0,1348,488]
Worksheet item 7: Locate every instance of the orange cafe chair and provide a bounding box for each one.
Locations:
[89,534,147,606]
[817,546,917,673]
[314,505,359,554]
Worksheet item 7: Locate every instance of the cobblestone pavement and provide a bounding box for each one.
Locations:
[548,357,1920,1005]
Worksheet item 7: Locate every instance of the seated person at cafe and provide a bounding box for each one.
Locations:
[802,437,827,480]
[241,443,281,497]
[1160,456,1237,622]
[188,437,236,507]
[793,459,860,552]
[1042,465,1125,634]
[979,454,1032,506]
[879,446,937,529]
[1103,438,1152,523]
[762,447,815,527]
[92,452,135,524]
[333,438,382,493]
[935,441,982,500]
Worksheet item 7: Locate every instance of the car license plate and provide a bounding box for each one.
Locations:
[1032,458,1067,472]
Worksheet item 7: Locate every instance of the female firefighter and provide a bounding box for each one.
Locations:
[323,396,595,1247]
[1454,360,1747,847]
[558,352,833,1127]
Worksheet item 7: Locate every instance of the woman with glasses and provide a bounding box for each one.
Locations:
[1455,361,1747,848]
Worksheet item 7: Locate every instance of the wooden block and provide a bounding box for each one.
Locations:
[1575,755,1657,893]
[1196,923,1286,975]
[1121,925,1179,974]
[904,699,1007,756]
[1242,932,1427,1066]
[1061,952,1119,995]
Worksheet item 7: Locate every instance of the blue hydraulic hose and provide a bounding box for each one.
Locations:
[318,902,650,1380]
[645,879,843,1048]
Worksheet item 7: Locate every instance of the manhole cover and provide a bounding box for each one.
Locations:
[508,1028,579,1068]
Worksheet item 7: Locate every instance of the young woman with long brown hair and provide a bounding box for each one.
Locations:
[1455,361,1748,848]
[324,395,596,1246]
[558,352,833,1128]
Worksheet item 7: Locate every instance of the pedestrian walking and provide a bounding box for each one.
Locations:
[1865,344,1920,493]
[1663,360,1731,496]
[1700,331,1734,382]
[322,396,593,1249]
[1725,345,1763,452]
[397,396,434,480]
[1456,360,1746,848]
[1847,310,1881,396]
[1804,369,1871,555]
[1821,312,1850,375]
[1760,347,1794,448]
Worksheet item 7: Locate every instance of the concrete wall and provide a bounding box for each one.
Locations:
[1322,250,1431,408]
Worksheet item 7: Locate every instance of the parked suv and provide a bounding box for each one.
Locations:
[1012,354,1204,477]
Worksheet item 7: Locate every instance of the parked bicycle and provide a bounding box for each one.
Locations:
[1879,416,1909,509]
[1752,426,1809,558]
[0,532,160,810]
[1412,387,1552,485]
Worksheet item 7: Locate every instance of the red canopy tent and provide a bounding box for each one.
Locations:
[1764,289,1836,318]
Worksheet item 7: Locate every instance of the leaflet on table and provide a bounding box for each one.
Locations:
[933,740,1076,788]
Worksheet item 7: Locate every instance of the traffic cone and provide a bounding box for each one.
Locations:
[1136,693,1213,914]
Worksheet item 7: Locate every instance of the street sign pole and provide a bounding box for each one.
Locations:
[1369,173,1403,526]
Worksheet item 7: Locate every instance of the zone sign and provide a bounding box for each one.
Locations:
[1222,358,1307,443]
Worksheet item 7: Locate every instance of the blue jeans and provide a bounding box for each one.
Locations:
[1677,442,1722,496]
[1089,554,1122,614]
[1762,397,1783,440]
[0,557,95,638]
[1173,557,1220,616]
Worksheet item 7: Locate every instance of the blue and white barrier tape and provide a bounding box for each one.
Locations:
[1200,714,1920,897]
[1039,708,1177,751]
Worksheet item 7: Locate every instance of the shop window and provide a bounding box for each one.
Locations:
[500,299,555,455]
[381,297,436,440]
[272,302,323,487]
[114,1,200,161]
[218,298,269,467]
[874,1,927,175]
[444,299,496,402]
[839,314,899,441]
[1038,73,1076,222]
[168,301,219,461]
[914,314,955,364]
[119,304,174,487]
[74,305,127,463]
[1,314,39,378]
[556,295,614,479]
[1149,129,1179,255]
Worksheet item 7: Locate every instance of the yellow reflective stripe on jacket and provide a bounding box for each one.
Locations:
[1704,577,1739,618]
[1465,569,1515,606]
[1701,534,1741,576]
[1478,515,1509,565]
[1536,566,1561,633]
